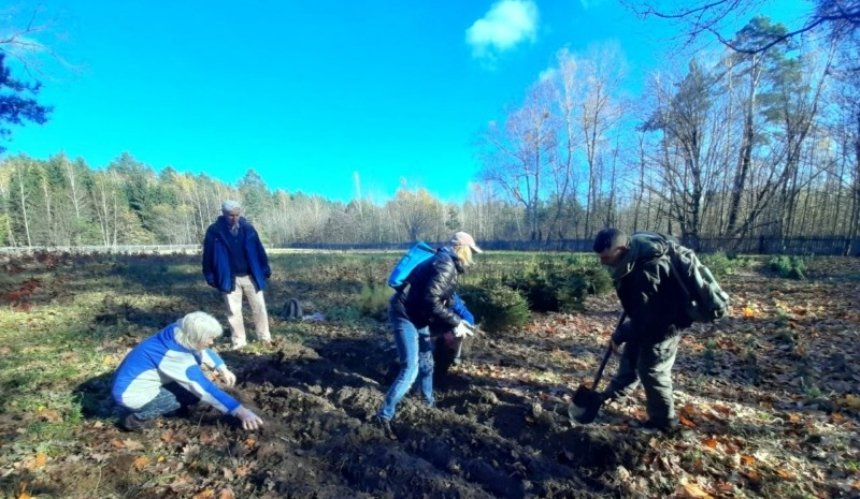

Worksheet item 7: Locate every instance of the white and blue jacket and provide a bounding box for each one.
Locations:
[111,323,241,414]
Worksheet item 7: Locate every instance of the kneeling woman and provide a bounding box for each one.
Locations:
[111,311,264,431]
[375,232,482,438]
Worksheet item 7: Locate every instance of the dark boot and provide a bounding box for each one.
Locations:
[121,413,154,432]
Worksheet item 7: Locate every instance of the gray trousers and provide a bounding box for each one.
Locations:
[603,334,681,424]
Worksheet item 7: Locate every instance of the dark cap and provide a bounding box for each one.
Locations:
[593,228,628,253]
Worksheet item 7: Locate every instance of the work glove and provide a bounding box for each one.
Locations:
[234,406,264,430]
[218,366,237,387]
[453,321,475,338]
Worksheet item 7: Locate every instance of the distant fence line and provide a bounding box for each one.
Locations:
[0,237,858,256]
[0,244,200,255]
[288,236,860,256]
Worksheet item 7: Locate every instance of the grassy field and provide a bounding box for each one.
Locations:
[1,251,859,498]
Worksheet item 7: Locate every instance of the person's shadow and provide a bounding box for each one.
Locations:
[73,372,117,419]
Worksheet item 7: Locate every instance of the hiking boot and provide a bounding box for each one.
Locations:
[122,413,153,432]
[372,416,396,440]
[635,418,689,437]
[229,341,247,351]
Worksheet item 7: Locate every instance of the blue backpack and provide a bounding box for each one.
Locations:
[388,241,436,290]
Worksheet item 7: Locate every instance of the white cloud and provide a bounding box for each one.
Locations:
[466,0,539,59]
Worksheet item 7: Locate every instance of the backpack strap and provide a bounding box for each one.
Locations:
[664,249,693,300]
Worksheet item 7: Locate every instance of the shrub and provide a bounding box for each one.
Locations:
[562,255,613,296]
[354,283,391,321]
[502,256,611,312]
[700,251,734,278]
[768,255,806,280]
[460,282,530,334]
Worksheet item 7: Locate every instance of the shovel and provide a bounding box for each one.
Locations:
[568,312,626,424]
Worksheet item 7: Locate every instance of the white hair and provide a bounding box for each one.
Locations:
[174,311,223,349]
[221,200,241,213]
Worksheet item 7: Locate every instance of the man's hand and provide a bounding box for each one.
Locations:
[453,321,475,338]
[218,366,237,387]
[234,406,263,430]
[610,340,623,356]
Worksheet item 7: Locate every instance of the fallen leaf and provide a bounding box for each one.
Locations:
[199,430,219,445]
[701,438,718,449]
[713,405,732,416]
[837,394,860,411]
[218,488,235,499]
[192,489,215,499]
[161,430,175,443]
[678,481,712,498]
[740,454,756,466]
[132,456,150,471]
[679,415,697,428]
[22,454,47,470]
[17,481,32,499]
[775,468,794,479]
[37,408,63,423]
[123,438,144,451]
[742,307,756,318]
[715,482,734,494]
[236,464,251,477]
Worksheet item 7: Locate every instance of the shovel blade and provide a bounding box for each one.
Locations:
[569,385,603,424]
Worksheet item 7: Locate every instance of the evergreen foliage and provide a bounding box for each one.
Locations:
[460,282,530,334]
[768,255,807,279]
[0,52,51,154]
[501,256,611,312]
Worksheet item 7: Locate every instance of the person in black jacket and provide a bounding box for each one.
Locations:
[374,232,482,438]
[202,200,272,350]
[593,228,693,433]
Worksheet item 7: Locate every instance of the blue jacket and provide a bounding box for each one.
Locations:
[451,293,474,325]
[202,216,271,293]
[111,323,241,414]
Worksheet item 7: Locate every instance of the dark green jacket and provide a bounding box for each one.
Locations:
[611,233,692,344]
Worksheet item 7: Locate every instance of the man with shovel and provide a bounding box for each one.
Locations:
[581,228,693,433]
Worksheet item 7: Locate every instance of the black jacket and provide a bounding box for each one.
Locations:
[391,248,464,329]
[612,237,693,344]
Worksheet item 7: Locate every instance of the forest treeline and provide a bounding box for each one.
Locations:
[0,15,857,248]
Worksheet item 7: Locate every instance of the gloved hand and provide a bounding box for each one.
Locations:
[453,321,474,338]
[234,406,263,430]
[218,366,237,387]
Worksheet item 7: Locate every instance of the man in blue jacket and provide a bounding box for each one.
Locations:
[202,200,272,350]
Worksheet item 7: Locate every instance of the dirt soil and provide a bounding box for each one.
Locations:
[2,253,860,498]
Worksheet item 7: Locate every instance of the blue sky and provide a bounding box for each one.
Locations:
[2,1,810,203]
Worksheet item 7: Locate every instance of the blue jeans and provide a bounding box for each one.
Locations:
[378,311,434,421]
[124,383,200,421]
